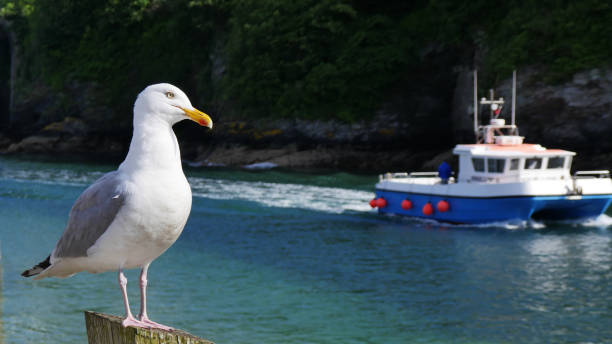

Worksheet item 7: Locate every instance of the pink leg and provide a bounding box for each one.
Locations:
[137,264,174,331]
[118,269,149,328]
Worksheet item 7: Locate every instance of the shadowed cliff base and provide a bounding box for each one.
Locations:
[2,68,612,173]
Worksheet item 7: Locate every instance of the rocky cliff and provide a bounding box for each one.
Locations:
[1,67,612,172]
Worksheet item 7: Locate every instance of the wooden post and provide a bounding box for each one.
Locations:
[84,311,214,344]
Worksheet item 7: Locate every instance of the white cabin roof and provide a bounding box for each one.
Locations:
[453,143,575,157]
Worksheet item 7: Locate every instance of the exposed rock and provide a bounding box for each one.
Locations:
[451,68,477,143]
[196,142,440,172]
[181,67,612,172]
[449,68,612,171]
[0,132,10,149]
[42,116,89,136]
[10,80,121,137]
[3,64,612,172]
[2,133,126,156]
[200,144,298,166]
[211,112,419,151]
[483,69,612,152]
[420,149,455,171]
[5,135,61,153]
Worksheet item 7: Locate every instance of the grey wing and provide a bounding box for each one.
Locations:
[53,171,127,258]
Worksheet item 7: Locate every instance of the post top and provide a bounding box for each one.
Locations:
[84,311,214,344]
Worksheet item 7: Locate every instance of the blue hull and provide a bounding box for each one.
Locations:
[374,190,612,224]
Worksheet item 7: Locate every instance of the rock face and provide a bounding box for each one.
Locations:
[189,115,427,171]
[9,81,119,136]
[3,67,612,172]
[517,69,612,155]
[4,116,126,156]
[195,143,434,171]
[450,68,478,143]
[193,68,612,171]
[449,68,612,171]
[209,114,413,148]
[0,132,11,149]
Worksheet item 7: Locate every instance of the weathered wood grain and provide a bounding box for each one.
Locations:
[84,311,214,344]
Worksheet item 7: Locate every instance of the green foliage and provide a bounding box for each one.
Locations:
[483,0,612,82]
[224,0,418,120]
[0,0,34,17]
[1,0,611,126]
[4,0,224,128]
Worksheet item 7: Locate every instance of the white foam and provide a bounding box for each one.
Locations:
[388,210,612,229]
[242,162,278,170]
[418,217,543,230]
[468,220,536,230]
[4,163,609,222]
[0,168,103,187]
[0,165,374,214]
[189,177,373,214]
[183,160,204,167]
[571,214,612,228]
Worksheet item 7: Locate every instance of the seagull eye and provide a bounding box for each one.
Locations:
[165,91,175,99]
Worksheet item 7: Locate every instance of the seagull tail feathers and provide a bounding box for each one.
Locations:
[21,255,51,278]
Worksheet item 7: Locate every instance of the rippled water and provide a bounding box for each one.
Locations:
[0,156,611,343]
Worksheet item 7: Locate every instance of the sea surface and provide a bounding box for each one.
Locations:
[0,156,611,344]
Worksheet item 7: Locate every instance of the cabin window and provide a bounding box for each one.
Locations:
[524,158,542,170]
[510,158,520,171]
[472,158,485,172]
[547,156,565,169]
[487,158,505,173]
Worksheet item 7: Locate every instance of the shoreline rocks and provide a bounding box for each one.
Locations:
[1,132,610,173]
[2,68,612,173]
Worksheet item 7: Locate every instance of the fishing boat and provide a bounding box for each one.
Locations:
[371,71,612,224]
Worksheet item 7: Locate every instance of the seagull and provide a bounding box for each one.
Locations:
[21,83,212,331]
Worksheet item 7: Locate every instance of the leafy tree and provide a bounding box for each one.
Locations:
[1,0,611,127]
[224,0,417,121]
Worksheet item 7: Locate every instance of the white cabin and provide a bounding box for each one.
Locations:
[453,143,575,184]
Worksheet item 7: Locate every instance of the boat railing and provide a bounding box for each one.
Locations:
[380,172,410,181]
[409,172,440,177]
[573,170,610,179]
[379,171,456,183]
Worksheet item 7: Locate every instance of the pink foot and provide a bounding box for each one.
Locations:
[139,316,174,331]
[121,316,151,329]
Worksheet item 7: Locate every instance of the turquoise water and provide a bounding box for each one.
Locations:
[1,156,611,343]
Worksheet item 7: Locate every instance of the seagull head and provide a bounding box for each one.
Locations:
[134,83,213,129]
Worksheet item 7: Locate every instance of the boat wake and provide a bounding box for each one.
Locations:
[467,216,612,230]
[3,164,610,223]
[189,177,373,214]
[0,167,104,187]
[567,214,612,228]
[387,214,546,230]
[466,219,546,230]
[0,163,375,214]
[384,212,612,230]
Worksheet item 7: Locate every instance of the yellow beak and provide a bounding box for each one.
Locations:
[178,106,213,129]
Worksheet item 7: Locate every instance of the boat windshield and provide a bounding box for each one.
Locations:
[472,158,485,172]
[510,158,520,170]
[525,158,542,170]
[547,156,565,169]
[487,158,505,173]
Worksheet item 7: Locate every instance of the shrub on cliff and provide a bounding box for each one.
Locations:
[0,0,610,131]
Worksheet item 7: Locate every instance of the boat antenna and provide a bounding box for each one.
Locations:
[473,70,478,140]
[511,70,517,133]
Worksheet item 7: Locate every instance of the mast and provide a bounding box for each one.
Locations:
[511,70,517,132]
[489,89,495,118]
[473,70,478,141]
